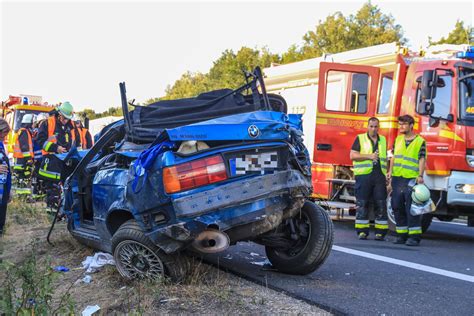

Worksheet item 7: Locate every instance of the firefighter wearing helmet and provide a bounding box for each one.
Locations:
[350,117,389,241]
[13,113,35,178]
[36,102,77,206]
[72,115,93,149]
[387,114,427,246]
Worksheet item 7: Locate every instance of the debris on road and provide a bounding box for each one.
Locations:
[81,304,100,316]
[81,252,115,273]
[54,265,70,272]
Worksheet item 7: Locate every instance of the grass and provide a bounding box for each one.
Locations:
[1,198,325,315]
[0,199,249,315]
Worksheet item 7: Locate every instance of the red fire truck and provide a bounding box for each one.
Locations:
[264,43,474,231]
[1,95,55,154]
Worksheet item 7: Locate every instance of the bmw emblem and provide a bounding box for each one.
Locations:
[248,125,260,138]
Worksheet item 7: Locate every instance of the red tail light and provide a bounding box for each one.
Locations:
[163,155,228,193]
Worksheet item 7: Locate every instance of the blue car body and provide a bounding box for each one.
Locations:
[62,110,312,254]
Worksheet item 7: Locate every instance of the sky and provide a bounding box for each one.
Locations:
[1,0,473,113]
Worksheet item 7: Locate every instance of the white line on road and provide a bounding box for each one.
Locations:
[332,245,474,283]
[432,220,467,226]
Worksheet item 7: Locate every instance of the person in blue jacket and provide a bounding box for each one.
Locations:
[0,118,12,236]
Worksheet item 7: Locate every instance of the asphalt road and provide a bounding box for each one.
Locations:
[204,217,474,315]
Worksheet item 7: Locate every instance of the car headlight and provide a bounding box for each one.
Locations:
[455,184,474,194]
[467,155,474,167]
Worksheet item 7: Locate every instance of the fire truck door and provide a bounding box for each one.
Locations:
[416,70,456,176]
[314,62,380,166]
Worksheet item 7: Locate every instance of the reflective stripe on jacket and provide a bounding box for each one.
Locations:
[41,116,76,155]
[392,135,425,179]
[353,133,387,176]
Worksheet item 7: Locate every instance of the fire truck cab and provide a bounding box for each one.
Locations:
[1,95,54,154]
[264,43,474,231]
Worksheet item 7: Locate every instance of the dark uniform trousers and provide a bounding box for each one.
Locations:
[391,176,422,240]
[355,169,388,236]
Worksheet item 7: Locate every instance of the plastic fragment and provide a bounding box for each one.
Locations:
[54,266,70,272]
[82,305,100,316]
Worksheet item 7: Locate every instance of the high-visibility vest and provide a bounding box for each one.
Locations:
[78,127,91,149]
[41,116,76,156]
[13,128,34,159]
[353,133,387,176]
[392,135,425,179]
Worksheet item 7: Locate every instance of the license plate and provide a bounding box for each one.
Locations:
[229,151,278,176]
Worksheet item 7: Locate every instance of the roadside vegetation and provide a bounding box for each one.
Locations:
[77,1,472,119]
[0,199,327,315]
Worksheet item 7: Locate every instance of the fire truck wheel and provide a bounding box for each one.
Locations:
[386,197,397,233]
[265,201,334,275]
[112,220,189,282]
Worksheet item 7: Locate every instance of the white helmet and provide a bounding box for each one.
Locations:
[34,113,48,123]
[412,184,431,205]
[21,113,34,124]
[72,114,82,123]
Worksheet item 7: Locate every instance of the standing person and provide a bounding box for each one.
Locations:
[73,116,93,149]
[12,114,34,177]
[36,102,76,207]
[350,117,388,240]
[31,113,48,196]
[0,118,12,236]
[387,115,426,246]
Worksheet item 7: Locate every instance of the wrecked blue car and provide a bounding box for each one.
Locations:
[62,68,334,280]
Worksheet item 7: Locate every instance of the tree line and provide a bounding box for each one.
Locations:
[79,2,472,119]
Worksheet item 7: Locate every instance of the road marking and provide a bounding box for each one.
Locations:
[432,220,467,226]
[332,245,474,283]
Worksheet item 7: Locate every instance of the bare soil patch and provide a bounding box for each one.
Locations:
[1,200,329,315]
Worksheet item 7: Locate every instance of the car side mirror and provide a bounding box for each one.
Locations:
[420,101,434,115]
[429,117,439,127]
[446,113,454,122]
[421,70,437,100]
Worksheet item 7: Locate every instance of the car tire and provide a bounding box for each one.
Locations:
[265,201,334,275]
[112,220,188,281]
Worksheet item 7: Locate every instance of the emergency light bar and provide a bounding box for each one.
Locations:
[456,46,474,60]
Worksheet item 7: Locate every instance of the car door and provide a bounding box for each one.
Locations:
[314,62,381,166]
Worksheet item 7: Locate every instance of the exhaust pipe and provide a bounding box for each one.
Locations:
[192,229,230,254]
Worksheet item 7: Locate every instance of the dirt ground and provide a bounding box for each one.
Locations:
[0,200,329,315]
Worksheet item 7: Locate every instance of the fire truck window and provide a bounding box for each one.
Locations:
[416,74,452,118]
[325,70,369,113]
[377,74,394,114]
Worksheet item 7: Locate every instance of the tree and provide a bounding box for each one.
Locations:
[429,20,472,46]
[161,71,210,100]
[148,2,405,100]
[285,2,406,61]
[150,47,280,101]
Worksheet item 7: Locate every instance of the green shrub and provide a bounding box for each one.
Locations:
[0,239,75,315]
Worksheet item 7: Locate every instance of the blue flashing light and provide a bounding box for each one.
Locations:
[457,46,474,60]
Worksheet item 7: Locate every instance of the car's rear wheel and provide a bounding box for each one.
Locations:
[265,201,334,275]
[112,220,188,281]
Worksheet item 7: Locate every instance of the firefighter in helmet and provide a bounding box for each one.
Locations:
[13,114,35,178]
[36,102,76,207]
[387,114,427,246]
[73,115,93,149]
[350,117,389,240]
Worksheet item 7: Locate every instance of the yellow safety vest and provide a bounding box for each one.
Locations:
[392,135,425,179]
[353,133,387,176]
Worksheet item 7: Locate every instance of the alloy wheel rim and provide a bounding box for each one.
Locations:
[115,240,165,279]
